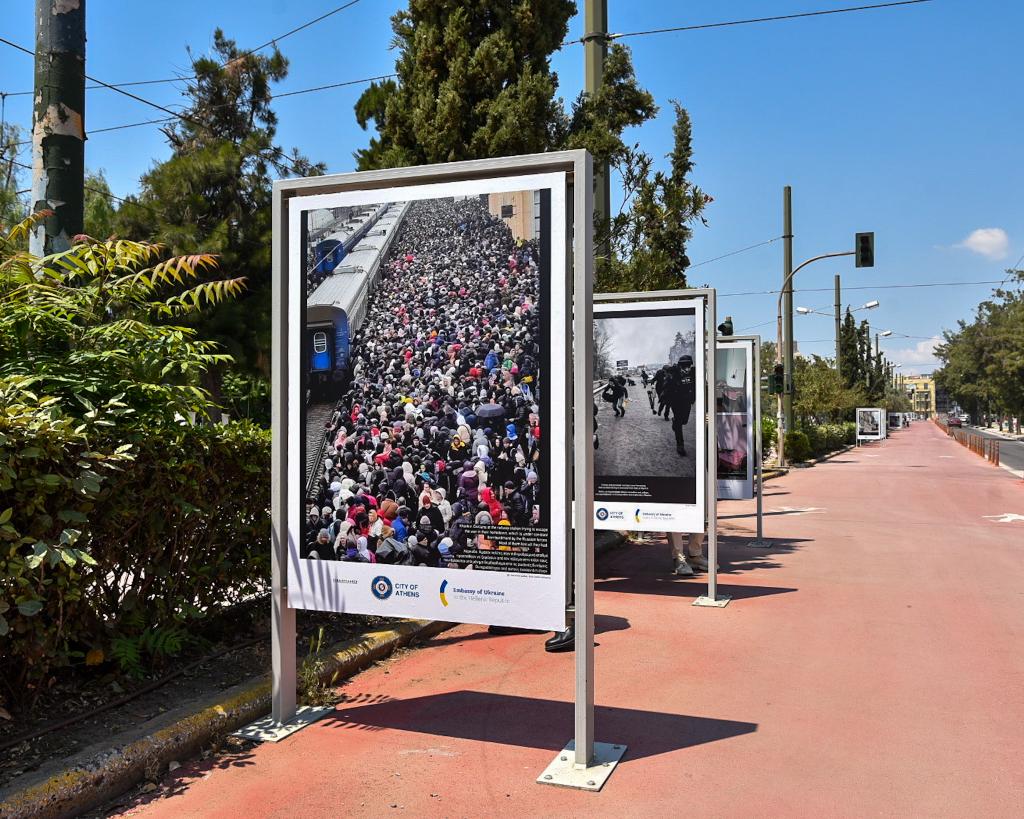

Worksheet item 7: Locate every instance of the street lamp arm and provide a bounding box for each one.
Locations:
[776,250,855,361]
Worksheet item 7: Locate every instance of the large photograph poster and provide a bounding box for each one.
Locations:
[857,407,884,440]
[288,173,569,631]
[591,298,707,533]
[716,339,754,499]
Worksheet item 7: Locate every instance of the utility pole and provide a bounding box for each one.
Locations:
[834,273,841,376]
[30,0,86,256]
[583,0,610,262]
[781,185,794,460]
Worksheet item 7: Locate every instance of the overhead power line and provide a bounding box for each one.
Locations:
[9,73,396,148]
[721,279,1013,298]
[688,236,782,269]
[1,0,365,98]
[0,35,307,176]
[601,0,934,42]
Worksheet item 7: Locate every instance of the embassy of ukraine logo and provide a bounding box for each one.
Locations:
[371,576,394,600]
[439,579,449,607]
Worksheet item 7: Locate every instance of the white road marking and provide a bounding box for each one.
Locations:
[771,506,827,516]
[982,513,1024,524]
[939,455,955,459]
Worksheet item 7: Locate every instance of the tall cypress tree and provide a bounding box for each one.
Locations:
[355,1,709,292]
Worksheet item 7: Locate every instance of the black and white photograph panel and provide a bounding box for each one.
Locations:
[300,190,551,575]
[858,408,880,436]
[592,308,699,504]
[716,346,748,414]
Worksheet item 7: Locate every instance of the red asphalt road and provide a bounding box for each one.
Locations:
[117,422,1024,818]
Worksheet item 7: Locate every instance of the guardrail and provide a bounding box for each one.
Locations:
[941,424,1001,467]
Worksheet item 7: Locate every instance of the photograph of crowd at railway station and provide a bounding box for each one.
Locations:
[592,306,701,504]
[298,188,552,575]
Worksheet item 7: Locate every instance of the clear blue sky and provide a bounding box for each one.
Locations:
[3,1,1020,373]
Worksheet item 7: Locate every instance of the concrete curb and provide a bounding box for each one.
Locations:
[0,619,452,819]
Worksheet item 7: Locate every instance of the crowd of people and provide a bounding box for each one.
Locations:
[303,197,545,568]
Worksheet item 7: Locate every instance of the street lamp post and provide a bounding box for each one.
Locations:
[796,298,878,378]
[775,188,873,467]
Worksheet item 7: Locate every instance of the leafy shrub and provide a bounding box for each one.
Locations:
[761,415,778,456]
[0,379,134,704]
[785,430,812,463]
[0,223,264,709]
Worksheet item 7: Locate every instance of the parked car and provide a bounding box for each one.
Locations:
[948,415,963,428]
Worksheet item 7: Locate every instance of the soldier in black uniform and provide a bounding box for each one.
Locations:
[664,354,697,455]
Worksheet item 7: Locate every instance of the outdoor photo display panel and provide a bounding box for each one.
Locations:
[288,172,569,631]
[716,339,755,499]
[592,298,707,533]
[857,407,884,441]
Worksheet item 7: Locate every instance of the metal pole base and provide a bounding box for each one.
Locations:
[537,740,627,791]
[231,705,333,743]
[748,539,773,548]
[693,595,731,608]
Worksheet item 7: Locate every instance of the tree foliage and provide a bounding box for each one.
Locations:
[1,123,28,230]
[0,216,269,709]
[935,269,1024,418]
[353,0,575,169]
[116,29,323,377]
[1,218,243,423]
[355,1,709,292]
[82,169,118,240]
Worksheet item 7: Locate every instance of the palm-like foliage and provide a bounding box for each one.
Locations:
[0,213,245,421]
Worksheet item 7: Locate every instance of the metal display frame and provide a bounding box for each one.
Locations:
[266,150,628,789]
[592,290,726,608]
[721,335,770,548]
[856,407,885,442]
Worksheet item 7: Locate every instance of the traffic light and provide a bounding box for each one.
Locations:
[855,232,875,268]
[717,316,734,336]
[768,363,785,395]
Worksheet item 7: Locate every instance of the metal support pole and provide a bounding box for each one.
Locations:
[750,337,771,548]
[781,186,794,457]
[31,0,86,256]
[695,290,728,607]
[539,152,626,791]
[583,0,610,257]
[572,157,596,769]
[834,274,842,375]
[270,187,296,726]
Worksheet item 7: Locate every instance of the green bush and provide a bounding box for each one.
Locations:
[761,415,778,455]
[799,422,857,458]
[0,394,270,706]
[0,224,264,709]
[785,430,812,463]
[0,380,134,704]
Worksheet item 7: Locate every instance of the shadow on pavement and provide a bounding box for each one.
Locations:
[321,690,757,761]
[595,575,796,601]
[417,614,631,649]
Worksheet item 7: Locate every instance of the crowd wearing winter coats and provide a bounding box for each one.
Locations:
[303,197,544,568]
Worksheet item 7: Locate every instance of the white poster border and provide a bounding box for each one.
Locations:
[286,171,569,632]
[716,338,755,500]
[592,296,708,534]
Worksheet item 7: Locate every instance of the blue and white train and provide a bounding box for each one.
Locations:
[306,202,410,391]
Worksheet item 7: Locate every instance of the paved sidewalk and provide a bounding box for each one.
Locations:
[117,422,1024,818]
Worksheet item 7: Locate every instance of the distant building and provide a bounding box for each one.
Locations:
[486,191,540,242]
[904,373,949,418]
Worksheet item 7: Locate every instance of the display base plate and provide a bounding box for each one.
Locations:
[231,705,333,743]
[693,594,732,608]
[536,741,627,791]
[749,539,773,548]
